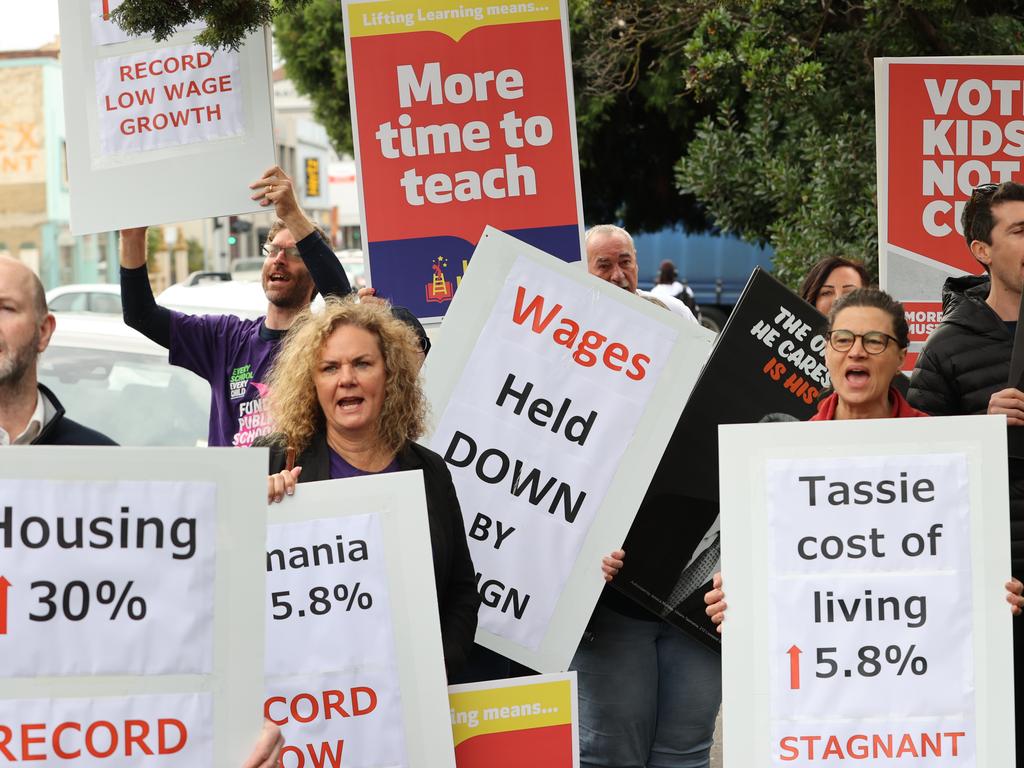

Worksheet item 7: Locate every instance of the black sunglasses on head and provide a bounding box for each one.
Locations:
[971,183,999,200]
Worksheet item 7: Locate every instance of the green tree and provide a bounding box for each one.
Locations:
[582,0,1024,285]
[111,0,308,50]
[186,238,205,273]
[273,1,351,152]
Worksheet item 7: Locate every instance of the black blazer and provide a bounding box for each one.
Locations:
[264,432,480,677]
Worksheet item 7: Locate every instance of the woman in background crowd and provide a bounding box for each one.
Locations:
[650,259,700,319]
[260,298,479,678]
[798,256,870,316]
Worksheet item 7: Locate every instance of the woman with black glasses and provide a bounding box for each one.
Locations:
[808,288,926,420]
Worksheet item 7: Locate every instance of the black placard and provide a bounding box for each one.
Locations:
[611,268,826,650]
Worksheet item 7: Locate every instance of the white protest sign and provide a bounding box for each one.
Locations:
[423,227,715,671]
[0,447,266,767]
[58,0,275,235]
[719,417,1015,767]
[265,472,456,768]
[95,44,244,157]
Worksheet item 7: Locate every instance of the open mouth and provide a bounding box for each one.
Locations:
[845,366,870,386]
[338,397,364,411]
[268,272,290,284]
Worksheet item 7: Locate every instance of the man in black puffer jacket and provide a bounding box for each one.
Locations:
[908,180,1024,754]
[910,272,1024,571]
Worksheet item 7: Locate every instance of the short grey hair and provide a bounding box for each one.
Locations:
[584,224,635,255]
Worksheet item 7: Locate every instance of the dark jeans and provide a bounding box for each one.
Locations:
[570,605,721,768]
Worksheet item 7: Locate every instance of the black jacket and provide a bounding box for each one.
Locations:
[30,384,117,446]
[908,275,1024,576]
[264,433,479,677]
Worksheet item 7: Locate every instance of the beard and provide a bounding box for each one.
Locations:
[0,330,40,388]
[264,277,315,310]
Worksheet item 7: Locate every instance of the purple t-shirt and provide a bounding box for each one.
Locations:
[329,449,400,479]
[169,312,283,447]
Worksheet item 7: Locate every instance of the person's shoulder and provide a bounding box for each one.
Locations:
[253,433,288,467]
[406,441,447,469]
[642,290,697,322]
[37,417,117,446]
[919,308,997,366]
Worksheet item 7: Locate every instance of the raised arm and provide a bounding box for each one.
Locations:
[119,227,172,348]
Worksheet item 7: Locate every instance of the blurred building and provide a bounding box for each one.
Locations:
[330,158,361,250]
[0,41,118,288]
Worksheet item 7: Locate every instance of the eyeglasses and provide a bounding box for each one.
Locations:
[262,244,300,259]
[826,329,900,355]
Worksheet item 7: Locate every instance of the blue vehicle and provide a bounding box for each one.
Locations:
[632,229,774,332]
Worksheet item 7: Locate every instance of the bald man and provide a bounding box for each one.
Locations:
[585,224,697,322]
[0,256,114,446]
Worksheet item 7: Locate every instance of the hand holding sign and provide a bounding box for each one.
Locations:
[704,572,726,634]
[1007,577,1024,616]
[601,549,625,583]
[249,166,316,242]
[267,467,302,503]
[241,721,284,768]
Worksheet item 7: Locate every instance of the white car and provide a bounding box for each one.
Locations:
[230,257,265,282]
[38,314,210,446]
[46,283,122,314]
[47,276,268,320]
[157,278,267,319]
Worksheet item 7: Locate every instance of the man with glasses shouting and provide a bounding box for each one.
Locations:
[119,166,351,447]
[908,179,1024,752]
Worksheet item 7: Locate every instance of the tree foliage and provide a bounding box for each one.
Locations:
[273,2,352,152]
[111,0,308,50]
[576,0,1024,284]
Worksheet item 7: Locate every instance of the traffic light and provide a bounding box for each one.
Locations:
[227,216,252,247]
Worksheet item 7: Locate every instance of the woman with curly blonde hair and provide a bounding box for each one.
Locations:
[258,297,479,678]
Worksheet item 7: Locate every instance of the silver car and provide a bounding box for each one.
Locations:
[38,314,210,446]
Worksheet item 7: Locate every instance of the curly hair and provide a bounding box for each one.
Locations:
[266,297,427,455]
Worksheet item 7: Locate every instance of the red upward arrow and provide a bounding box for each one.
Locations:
[0,576,10,636]
[787,645,802,689]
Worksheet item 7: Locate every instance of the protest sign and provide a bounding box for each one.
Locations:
[719,416,1015,766]
[423,227,714,670]
[265,472,456,768]
[58,0,275,235]
[341,0,585,320]
[0,447,266,767]
[611,267,824,650]
[875,57,1024,368]
[449,672,579,767]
